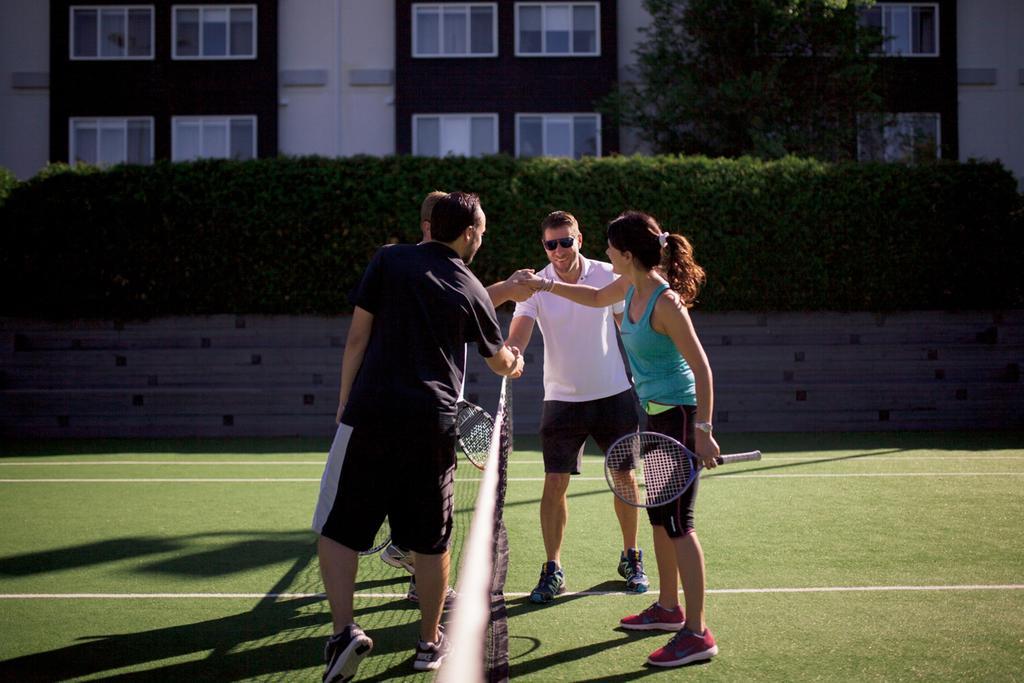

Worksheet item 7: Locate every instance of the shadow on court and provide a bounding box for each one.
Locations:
[704,447,907,478]
[0,596,328,681]
[0,539,426,681]
[0,530,316,578]
[0,437,334,458]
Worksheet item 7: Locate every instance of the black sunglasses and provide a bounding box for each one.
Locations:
[543,237,576,250]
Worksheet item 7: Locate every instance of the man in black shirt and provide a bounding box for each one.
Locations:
[313,192,524,681]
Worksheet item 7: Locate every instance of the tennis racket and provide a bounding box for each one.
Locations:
[456,399,495,470]
[359,516,392,556]
[605,431,761,508]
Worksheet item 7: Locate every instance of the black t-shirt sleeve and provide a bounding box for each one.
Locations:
[466,282,504,359]
[350,247,387,313]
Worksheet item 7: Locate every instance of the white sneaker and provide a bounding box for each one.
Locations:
[379,543,415,574]
[406,576,457,610]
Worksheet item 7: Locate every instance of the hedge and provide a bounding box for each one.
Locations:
[0,166,17,207]
[1,155,1021,317]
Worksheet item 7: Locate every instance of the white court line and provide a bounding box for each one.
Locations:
[0,478,322,483]
[1,455,1021,467]
[3,584,1023,600]
[4,472,1024,483]
[0,461,326,466]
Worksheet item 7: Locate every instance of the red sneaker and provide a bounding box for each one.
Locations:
[619,602,684,631]
[647,627,718,667]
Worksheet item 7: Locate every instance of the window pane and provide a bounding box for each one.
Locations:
[174,122,201,160]
[126,120,152,164]
[416,9,440,54]
[546,6,571,53]
[99,125,126,165]
[203,120,228,157]
[470,117,495,156]
[443,8,467,54]
[73,10,98,57]
[176,9,200,56]
[440,117,470,156]
[127,9,151,56]
[230,8,254,56]
[545,118,572,157]
[519,6,542,53]
[230,119,255,159]
[860,6,882,31]
[885,6,910,55]
[883,114,908,161]
[73,123,98,164]
[470,7,493,54]
[573,116,598,158]
[912,6,936,54]
[856,114,884,161]
[909,113,939,161]
[572,6,596,53]
[203,9,229,56]
[519,117,543,157]
[100,9,126,57]
[415,118,441,156]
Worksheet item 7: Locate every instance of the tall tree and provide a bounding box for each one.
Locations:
[609,0,883,160]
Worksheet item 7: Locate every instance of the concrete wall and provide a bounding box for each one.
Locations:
[616,0,652,155]
[0,0,50,179]
[277,0,394,158]
[957,0,1024,187]
[2,311,1021,438]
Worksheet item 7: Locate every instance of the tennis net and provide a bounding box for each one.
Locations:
[437,376,512,683]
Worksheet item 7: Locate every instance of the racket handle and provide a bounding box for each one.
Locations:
[715,450,762,465]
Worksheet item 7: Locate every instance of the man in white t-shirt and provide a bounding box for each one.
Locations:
[506,211,647,604]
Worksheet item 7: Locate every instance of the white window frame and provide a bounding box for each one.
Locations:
[171,115,258,161]
[856,112,941,162]
[69,6,155,60]
[412,114,500,157]
[412,3,498,58]
[69,117,155,166]
[172,5,258,60]
[862,2,939,57]
[515,2,601,57]
[514,113,601,158]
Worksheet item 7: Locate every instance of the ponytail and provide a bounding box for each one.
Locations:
[607,210,706,306]
[662,233,705,307]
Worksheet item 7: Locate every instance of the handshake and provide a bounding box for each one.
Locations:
[508,269,555,292]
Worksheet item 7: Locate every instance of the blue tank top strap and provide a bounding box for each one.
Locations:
[637,283,670,327]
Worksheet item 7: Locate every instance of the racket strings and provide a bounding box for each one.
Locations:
[642,444,691,506]
[606,433,693,507]
[457,405,493,468]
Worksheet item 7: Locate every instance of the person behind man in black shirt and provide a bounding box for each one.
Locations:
[312,192,525,681]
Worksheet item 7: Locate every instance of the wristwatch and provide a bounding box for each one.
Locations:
[695,421,713,434]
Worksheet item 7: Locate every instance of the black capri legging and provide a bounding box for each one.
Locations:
[645,404,699,538]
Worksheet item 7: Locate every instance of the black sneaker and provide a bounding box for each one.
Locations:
[617,548,650,593]
[413,625,450,671]
[323,623,373,683]
[529,561,566,604]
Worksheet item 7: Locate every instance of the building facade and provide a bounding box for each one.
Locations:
[0,0,1021,185]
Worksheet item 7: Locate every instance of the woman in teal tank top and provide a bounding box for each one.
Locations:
[511,211,721,668]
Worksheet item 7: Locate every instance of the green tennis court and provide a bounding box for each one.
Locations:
[1,431,1022,681]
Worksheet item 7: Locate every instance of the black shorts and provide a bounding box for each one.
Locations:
[312,421,457,555]
[645,404,699,538]
[539,389,639,474]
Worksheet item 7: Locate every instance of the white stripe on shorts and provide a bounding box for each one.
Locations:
[311,422,354,534]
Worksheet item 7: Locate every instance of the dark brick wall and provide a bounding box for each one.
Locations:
[395,0,619,156]
[49,0,278,162]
